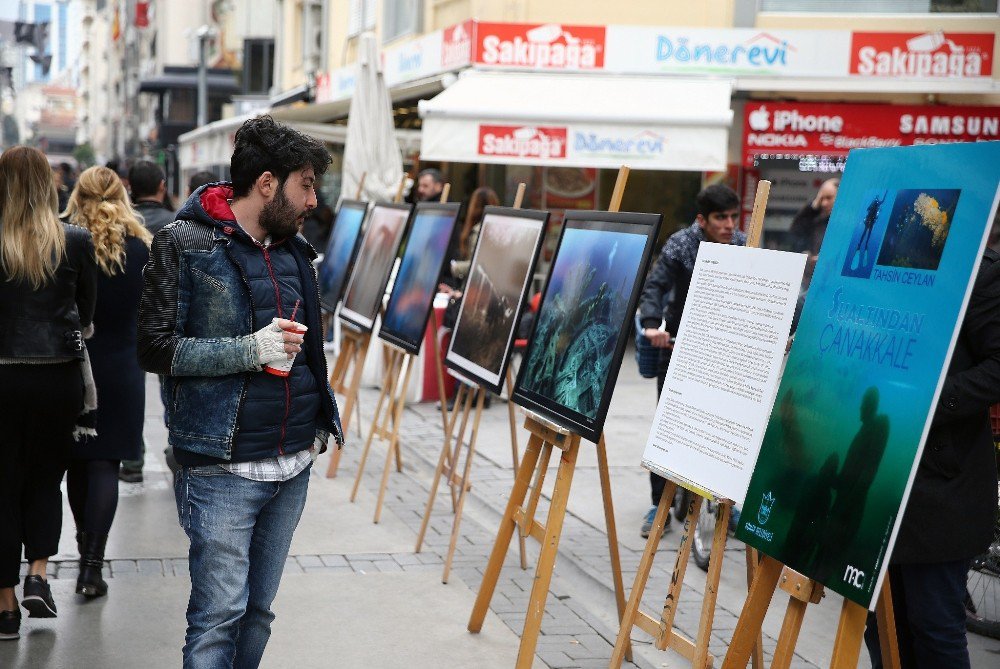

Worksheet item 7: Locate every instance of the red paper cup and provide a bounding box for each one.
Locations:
[264,325,306,377]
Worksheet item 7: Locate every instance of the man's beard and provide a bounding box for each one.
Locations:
[259,188,302,240]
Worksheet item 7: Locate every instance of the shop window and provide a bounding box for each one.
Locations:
[760,0,998,11]
[383,0,421,43]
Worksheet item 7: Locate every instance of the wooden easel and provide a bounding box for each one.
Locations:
[348,184,459,522]
[326,172,402,477]
[721,556,899,669]
[414,183,531,581]
[467,167,634,668]
[610,181,774,669]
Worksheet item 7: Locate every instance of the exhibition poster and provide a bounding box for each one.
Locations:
[641,243,806,503]
[737,142,1000,609]
[513,211,662,442]
[319,199,368,313]
[379,202,461,354]
[446,208,548,395]
[339,203,412,333]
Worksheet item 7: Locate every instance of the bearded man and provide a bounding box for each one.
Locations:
[137,115,344,668]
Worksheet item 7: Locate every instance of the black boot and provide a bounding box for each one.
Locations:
[76,532,108,598]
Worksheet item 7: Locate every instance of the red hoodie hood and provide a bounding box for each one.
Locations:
[199,185,236,222]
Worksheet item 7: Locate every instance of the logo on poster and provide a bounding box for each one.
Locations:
[478,23,605,69]
[573,130,666,157]
[851,31,993,78]
[478,125,568,159]
[442,21,473,69]
[844,565,866,589]
[656,32,796,69]
[758,491,775,525]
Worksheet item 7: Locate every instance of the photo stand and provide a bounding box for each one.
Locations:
[610,180,773,669]
[348,186,458,522]
[467,167,634,668]
[414,184,532,582]
[325,173,406,478]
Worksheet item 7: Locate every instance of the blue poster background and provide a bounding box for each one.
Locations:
[737,142,1000,609]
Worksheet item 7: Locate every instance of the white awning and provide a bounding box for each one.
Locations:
[418,70,733,171]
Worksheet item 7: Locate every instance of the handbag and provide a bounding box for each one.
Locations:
[633,314,669,379]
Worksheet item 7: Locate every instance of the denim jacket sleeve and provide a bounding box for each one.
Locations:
[137,224,260,377]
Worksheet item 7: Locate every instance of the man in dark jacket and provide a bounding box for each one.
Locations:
[137,116,343,668]
[129,160,175,235]
[635,184,746,537]
[788,178,839,254]
[865,248,1000,669]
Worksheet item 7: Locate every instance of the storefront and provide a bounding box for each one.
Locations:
[738,101,1000,248]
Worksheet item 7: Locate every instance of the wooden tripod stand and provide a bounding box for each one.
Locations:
[467,414,631,668]
[414,367,528,583]
[325,325,371,477]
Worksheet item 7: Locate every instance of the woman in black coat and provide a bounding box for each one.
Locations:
[0,147,97,638]
[62,166,152,598]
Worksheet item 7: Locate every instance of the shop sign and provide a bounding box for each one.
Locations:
[314,67,355,104]
[572,129,667,160]
[442,20,473,70]
[742,101,1000,166]
[475,22,606,70]
[850,32,994,78]
[604,26,850,77]
[478,125,568,159]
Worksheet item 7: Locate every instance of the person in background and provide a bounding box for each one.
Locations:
[52,165,70,212]
[415,167,445,202]
[789,178,839,255]
[129,160,175,235]
[635,184,746,538]
[0,147,97,639]
[62,167,153,599]
[137,116,343,668]
[187,170,217,197]
[58,162,77,193]
[299,189,334,251]
[864,247,1000,669]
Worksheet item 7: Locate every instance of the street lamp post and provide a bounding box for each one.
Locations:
[195,25,216,129]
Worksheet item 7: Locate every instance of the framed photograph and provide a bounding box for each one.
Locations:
[445,207,549,395]
[339,202,413,333]
[319,199,368,313]
[378,202,461,354]
[512,210,662,442]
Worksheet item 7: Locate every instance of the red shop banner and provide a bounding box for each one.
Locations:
[474,22,607,70]
[742,101,1000,166]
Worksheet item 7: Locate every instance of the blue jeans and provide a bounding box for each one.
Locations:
[864,560,972,669]
[174,465,311,669]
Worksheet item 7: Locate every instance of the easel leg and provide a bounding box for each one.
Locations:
[720,555,784,669]
[745,547,766,669]
[610,480,675,668]
[516,437,580,669]
[429,309,452,440]
[656,494,703,649]
[349,348,400,502]
[449,386,476,512]
[324,335,355,478]
[596,435,631,663]
[414,383,468,554]
[468,433,544,633]
[505,368,527,570]
[772,596,809,669]
[443,387,485,584]
[374,354,412,524]
[693,501,731,669]
[830,600,869,669]
[876,578,901,669]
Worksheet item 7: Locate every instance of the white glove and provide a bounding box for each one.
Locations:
[253,320,292,366]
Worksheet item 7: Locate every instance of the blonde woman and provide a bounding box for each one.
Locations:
[62,166,152,599]
[0,147,97,639]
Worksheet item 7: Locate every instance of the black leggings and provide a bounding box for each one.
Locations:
[0,362,82,587]
[67,459,121,536]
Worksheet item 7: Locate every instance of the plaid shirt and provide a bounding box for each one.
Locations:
[216,430,328,482]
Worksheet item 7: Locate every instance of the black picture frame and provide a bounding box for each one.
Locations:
[319,199,369,313]
[378,202,461,355]
[512,210,663,442]
[339,202,414,333]
[444,207,549,395]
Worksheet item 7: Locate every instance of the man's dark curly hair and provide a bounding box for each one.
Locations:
[230,115,331,198]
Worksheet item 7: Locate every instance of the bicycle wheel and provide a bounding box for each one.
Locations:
[966,495,1000,639]
[692,499,717,572]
